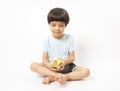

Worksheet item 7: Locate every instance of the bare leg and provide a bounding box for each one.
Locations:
[66,67,90,80]
[54,67,90,85]
[30,62,90,85]
[30,62,59,77]
[30,62,68,85]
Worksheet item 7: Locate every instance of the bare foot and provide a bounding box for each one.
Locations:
[42,77,54,84]
[55,74,68,85]
[42,77,50,84]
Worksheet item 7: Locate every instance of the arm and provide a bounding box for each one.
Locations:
[63,35,75,65]
[63,51,75,65]
[42,52,49,66]
[58,51,75,71]
[42,52,59,71]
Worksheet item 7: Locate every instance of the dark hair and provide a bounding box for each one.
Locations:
[47,8,70,26]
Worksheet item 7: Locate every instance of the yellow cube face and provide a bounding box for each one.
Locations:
[50,58,62,68]
[56,58,62,65]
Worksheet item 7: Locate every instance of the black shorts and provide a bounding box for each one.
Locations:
[59,63,77,74]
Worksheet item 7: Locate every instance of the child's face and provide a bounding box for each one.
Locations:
[49,21,66,39]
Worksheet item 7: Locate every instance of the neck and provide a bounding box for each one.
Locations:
[53,34,64,39]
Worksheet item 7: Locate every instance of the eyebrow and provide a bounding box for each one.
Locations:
[51,22,65,24]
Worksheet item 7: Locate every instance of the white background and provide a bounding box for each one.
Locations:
[0,0,120,91]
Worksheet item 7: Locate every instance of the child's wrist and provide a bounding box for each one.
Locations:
[62,59,66,65]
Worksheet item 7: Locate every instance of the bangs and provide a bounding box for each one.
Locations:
[48,14,67,22]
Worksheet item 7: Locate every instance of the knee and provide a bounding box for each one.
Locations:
[30,62,38,71]
[84,68,90,77]
[76,67,90,77]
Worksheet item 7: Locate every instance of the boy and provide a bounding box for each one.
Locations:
[30,7,90,85]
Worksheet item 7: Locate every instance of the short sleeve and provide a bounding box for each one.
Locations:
[68,35,75,52]
[42,37,49,52]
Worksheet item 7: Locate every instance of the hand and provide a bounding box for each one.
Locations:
[57,60,65,71]
[49,66,60,72]
[46,61,60,72]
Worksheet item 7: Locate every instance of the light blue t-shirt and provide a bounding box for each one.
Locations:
[42,34,75,61]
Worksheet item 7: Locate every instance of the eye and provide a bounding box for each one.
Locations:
[52,24,56,27]
[59,24,64,27]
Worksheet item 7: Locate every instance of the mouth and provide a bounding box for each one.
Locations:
[54,32,61,34]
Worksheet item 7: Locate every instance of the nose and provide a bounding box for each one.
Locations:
[55,26,60,30]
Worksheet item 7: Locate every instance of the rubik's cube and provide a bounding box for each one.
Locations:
[50,58,62,68]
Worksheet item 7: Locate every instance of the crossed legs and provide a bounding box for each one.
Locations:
[30,62,90,85]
